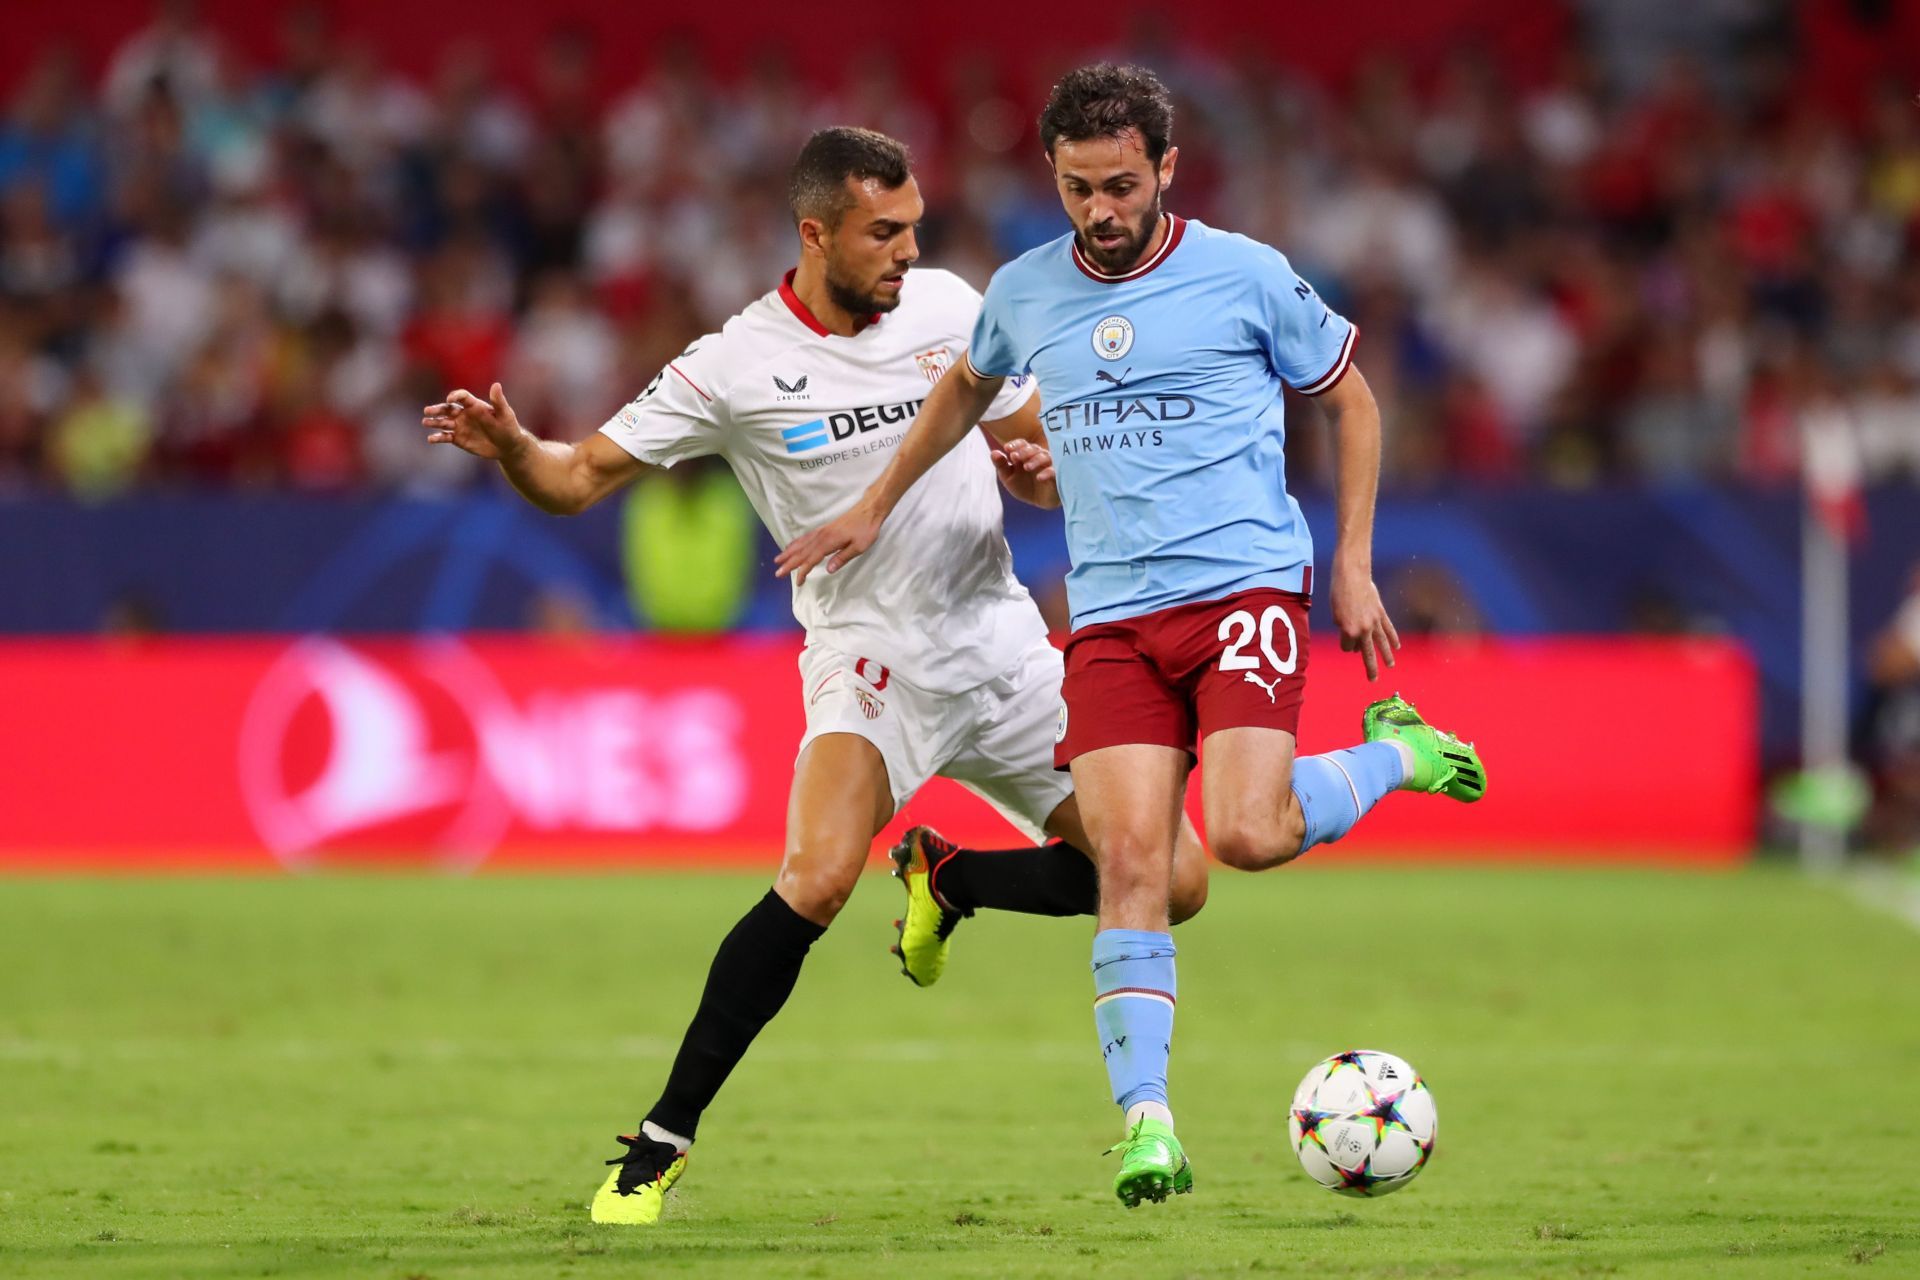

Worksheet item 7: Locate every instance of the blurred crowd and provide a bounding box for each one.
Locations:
[1,2,1917,498]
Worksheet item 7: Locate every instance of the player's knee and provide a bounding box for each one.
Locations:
[772,860,859,926]
[1209,814,1304,872]
[1207,826,1262,870]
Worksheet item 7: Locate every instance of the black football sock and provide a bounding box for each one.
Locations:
[929,840,1098,918]
[644,889,826,1140]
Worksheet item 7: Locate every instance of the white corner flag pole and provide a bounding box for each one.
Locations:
[1800,500,1848,873]
[1800,405,1857,874]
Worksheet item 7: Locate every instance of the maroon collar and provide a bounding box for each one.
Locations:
[1071,214,1186,283]
[778,269,881,336]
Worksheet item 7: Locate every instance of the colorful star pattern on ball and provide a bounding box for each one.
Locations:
[1363,1091,1411,1141]
[1335,1160,1382,1193]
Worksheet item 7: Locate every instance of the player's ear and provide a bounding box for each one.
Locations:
[797,215,829,259]
[1159,145,1179,191]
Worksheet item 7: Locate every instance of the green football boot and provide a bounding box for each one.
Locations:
[1105,1117,1194,1208]
[1363,693,1488,802]
[590,1131,688,1225]
[888,826,967,987]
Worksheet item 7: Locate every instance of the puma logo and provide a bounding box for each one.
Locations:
[1094,367,1132,388]
[1244,670,1282,703]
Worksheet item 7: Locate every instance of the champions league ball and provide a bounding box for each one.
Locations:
[1289,1050,1437,1197]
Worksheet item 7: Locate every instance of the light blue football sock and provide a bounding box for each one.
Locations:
[1291,742,1406,852]
[1091,929,1176,1113]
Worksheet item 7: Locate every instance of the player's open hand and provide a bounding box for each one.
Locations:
[1332,558,1401,681]
[422,383,526,460]
[989,436,1060,509]
[775,499,885,587]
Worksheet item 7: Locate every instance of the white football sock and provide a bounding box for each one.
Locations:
[1386,737,1416,784]
[641,1120,692,1153]
[1125,1101,1174,1130]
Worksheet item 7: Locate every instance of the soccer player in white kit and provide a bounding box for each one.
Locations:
[422,128,1207,1226]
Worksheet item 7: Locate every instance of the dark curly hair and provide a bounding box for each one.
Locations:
[1038,64,1175,165]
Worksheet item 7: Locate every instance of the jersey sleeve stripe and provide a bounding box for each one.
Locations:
[964,351,1005,380]
[1295,324,1358,396]
[668,363,713,402]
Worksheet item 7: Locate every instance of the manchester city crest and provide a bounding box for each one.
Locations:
[1092,315,1134,361]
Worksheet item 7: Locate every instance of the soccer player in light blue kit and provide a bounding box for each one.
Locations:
[780,65,1487,1208]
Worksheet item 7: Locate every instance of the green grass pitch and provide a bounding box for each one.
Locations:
[1,864,1916,1277]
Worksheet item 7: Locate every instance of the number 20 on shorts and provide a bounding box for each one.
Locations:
[1217,605,1298,675]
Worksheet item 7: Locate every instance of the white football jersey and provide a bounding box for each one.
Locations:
[599,267,1047,695]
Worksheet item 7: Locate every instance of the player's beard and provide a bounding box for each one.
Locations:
[1077,187,1164,275]
[825,260,903,317]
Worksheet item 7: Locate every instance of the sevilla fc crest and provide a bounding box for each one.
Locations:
[914,346,953,383]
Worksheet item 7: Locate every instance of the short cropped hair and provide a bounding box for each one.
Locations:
[787,127,914,228]
[1038,63,1175,166]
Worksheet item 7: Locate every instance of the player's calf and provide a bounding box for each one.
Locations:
[1202,718,1414,867]
[1209,699,1489,878]
[1169,834,1210,922]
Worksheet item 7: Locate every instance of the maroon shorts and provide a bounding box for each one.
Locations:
[1055,587,1312,769]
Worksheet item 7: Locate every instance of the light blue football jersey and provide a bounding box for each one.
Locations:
[967,215,1357,630]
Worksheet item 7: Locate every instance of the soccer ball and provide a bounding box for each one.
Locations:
[1289,1049,1437,1197]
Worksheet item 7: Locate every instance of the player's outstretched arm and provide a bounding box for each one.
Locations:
[1317,365,1401,681]
[423,382,643,516]
[775,355,1003,585]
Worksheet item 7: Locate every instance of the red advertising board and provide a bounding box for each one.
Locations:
[0,635,1756,870]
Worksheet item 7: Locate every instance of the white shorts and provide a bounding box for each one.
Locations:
[796,635,1074,842]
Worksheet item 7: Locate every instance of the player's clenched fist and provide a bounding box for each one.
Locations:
[422,382,529,461]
